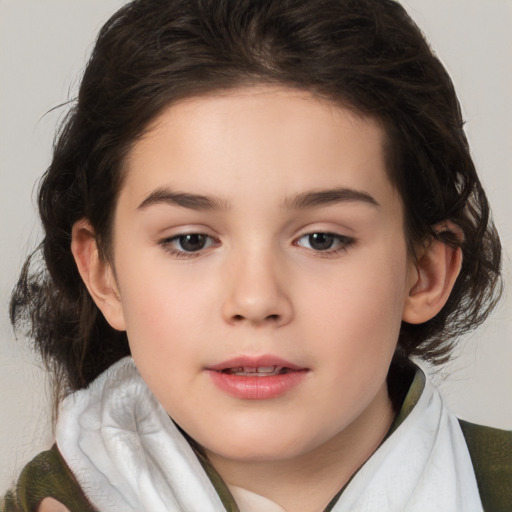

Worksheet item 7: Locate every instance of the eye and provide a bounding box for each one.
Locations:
[295,232,354,253]
[160,233,217,256]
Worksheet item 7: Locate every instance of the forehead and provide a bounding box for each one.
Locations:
[121,85,398,211]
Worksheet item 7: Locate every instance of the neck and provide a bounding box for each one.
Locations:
[205,384,394,512]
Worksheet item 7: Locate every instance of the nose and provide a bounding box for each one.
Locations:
[221,250,293,327]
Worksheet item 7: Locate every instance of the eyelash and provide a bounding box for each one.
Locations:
[159,233,219,259]
[294,232,355,256]
[159,232,355,259]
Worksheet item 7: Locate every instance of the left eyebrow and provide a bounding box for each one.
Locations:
[137,187,230,211]
[283,187,380,210]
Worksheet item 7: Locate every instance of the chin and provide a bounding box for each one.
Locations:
[201,430,318,463]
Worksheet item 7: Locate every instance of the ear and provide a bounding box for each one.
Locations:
[71,219,126,331]
[402,225,463,324]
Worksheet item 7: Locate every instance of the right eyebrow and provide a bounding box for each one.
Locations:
[137,187,230,211]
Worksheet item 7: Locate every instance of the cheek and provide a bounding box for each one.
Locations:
[308,248,407,326]
[115,257,222,371]
[118,274,207,409]
[303,243,409,371]
[122,280,201,341]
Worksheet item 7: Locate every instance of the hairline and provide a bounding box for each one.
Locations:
[97,81,411,262]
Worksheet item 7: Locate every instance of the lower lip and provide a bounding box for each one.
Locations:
[207,370,308,399]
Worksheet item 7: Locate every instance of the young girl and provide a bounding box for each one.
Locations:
[2,0,510,511]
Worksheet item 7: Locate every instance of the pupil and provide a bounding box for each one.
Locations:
[309,233,334,250]
[180,234,206,252]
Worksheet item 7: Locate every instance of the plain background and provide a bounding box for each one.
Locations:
[1,0,511,492]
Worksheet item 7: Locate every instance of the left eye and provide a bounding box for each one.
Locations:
[163,233,215,253]
[296,232,353,252]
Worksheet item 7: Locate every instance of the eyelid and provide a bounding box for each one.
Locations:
[159,231,220,258]
[157,226,355,259]
[294,231,356,255]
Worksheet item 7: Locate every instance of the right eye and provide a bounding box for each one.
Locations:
[160,233,217,257]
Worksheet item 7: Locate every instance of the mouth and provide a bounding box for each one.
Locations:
[220,366,295,376]
[207,355,306,374]
[206,356,309,399]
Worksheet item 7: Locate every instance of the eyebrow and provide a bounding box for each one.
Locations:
[138,188,230,211]
[283,187,380,210]
[137,186,379,212]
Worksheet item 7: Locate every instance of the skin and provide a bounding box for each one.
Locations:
[72,85,461,512]
[38,499,70,512]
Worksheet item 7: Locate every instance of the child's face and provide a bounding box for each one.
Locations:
[108,86,416,463]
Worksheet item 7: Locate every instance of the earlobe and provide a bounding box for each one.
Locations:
[402,231,462,325]
[71,219,126,331]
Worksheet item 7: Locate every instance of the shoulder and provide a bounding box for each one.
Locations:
[458,419,512,512]
[1,445,96,512]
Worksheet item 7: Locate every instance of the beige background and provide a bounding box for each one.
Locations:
[1,0,511,492]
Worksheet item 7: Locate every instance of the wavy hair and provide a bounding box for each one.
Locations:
[11,0,502,398]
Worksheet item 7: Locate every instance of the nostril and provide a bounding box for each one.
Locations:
[231,313,280,323]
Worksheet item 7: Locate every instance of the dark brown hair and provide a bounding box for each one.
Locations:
[11,0,502,397]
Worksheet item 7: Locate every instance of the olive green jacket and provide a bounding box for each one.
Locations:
[2,420,510,512]
[2,367,511,512]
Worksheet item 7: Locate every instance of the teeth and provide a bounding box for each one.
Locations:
[249,366,277,373]
[226,366,284,376]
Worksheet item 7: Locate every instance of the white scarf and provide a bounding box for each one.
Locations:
[56,357,483,512]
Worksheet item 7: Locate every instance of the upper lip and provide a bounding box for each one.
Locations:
[206,355,306,372]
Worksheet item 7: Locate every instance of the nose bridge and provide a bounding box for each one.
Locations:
[222,240,292,326]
